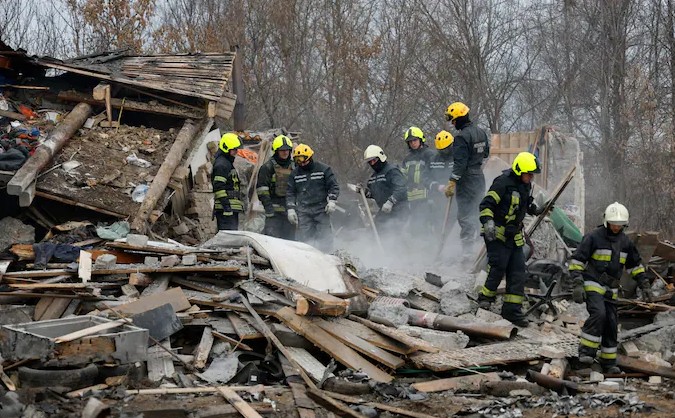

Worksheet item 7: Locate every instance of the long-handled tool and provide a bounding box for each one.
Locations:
[434,196,454,261]
[358,187,384,253]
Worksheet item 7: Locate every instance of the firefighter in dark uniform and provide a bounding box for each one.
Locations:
[286,144,340,252]
[444,102,489,250]
[401,126,437,235]
[358,145,409,231]
[476,152,544,327]
[429,130,455,229]
[256,135,295,240]
[569,202,653,373]
[212,132,244,231]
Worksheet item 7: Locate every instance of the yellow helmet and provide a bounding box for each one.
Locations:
[293,143,314,162]
[272,135,293,152]
[219,132,242,153]
[512,152,541,176]
[445,102,470,121]
[434,130,454,150]
[404,126,425,143]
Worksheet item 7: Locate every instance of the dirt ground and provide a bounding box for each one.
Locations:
[36,124,176,217]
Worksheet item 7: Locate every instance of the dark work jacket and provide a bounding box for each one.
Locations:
[451,122,489,181]
[429,148,454,192]
[402,145,436,201]
[212,150,243,214]
[366,161,408,212]
[479,170,531,246]
[286,159,340,214]
[569,226,646,288]
[256,155,294,215]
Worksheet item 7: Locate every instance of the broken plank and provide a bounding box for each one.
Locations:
[54,319,126,343]
[255,272,348,316]
[36,297,72,320]
[226,312,263,340]
[8,283,118,290]
[5,269,75,278]
[322,391,440,418]
[617,354,675,379]
[34,297,54,320]
[194,326,214,369]
[215,386,263,418]
[114,287,191,315]
[285,347,334,382]
[171,277,231,294]
[92,265,245,276]
[276,307,393,383]
[288,382,317,418]
[411,372,501,393]
[349,316,439,353]
[328,317,414,355]
[212,331,253,351]
[306,388,368,418]
[78,250,92,283]
[312,317,404,369]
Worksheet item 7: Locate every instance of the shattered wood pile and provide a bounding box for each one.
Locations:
[0,225,673,417]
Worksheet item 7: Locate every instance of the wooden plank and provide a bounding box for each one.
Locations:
[34,297,54,320]
[275,307,393,383]
[349,316,439,353]
[285,347,333,382]
[212,331,253,351]
[289,382,317,418]
[114,287,191,315]
[8,283,118,290]
[193,326,214,369]
[313,318,404,369]
[78,250,92,283]
[654,240,675,261]
[226,312,263,340]
[306,388,368,418]
[92,265,245,276]
[54,319,126,343]
[215,386,263,418]
[36,297,71,320]
[328,318,414,355]
[411,372,501,393]
[322,391,440,418]
[255,272,348,316]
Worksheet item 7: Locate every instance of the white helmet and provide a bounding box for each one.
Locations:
[364,145,386,162]
[603,202,629,227]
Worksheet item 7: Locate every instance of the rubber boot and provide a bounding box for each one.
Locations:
[501,302,529,327]
[476,294,495,310]
[602,365,621,375]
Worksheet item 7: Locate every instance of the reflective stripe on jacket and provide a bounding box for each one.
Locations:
[479,169,530,246]
[212,150,243,214]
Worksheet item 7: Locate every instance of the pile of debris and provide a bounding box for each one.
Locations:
[0,220,672,417]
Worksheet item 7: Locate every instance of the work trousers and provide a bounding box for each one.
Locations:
[456,171,485,244]
[406,199,433,238]
[216,212,239,231]
[264,214,296,241]
[297,211,333,253]
[482,239,526,317]
[579,291,618,367]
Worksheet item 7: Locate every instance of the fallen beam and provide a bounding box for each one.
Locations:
[408,308,517,340]
[617,354,675,379]
[131,118,203,233]
[8,103,93,197]
[255,272,349,316]
[57,90,204,119]
[216,386,263,418]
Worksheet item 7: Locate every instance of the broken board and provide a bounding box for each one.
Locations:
[275,307,393,383]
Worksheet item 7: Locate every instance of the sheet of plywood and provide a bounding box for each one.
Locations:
[226,312,263,340]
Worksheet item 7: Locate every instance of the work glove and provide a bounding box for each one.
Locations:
[444,179,456,198]
[572,283,586,304]
[381,199,394,214]
[325,200,337,214]
[353,183,363,193]
[639,279,654,303]
[287,209,298,225]
[482,219,496,242]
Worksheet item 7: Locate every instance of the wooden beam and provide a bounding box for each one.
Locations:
[193,326,214,369]
[0,109,26,121]
[349,316,439,353]
[56,90,203,119]
[131,119,202,233]
[8,103,93,197]
[35,190,129,218]
[215,386,263,418]
[54,319,126,344]
[275,307,393,383]
[255,272,349,316]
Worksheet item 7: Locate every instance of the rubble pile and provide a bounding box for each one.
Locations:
[0,219,671,417]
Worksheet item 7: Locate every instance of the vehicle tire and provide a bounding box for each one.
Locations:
[18,364,98,389]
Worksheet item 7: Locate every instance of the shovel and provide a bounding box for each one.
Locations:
[434,196,454,261]
[348,183,384,253]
